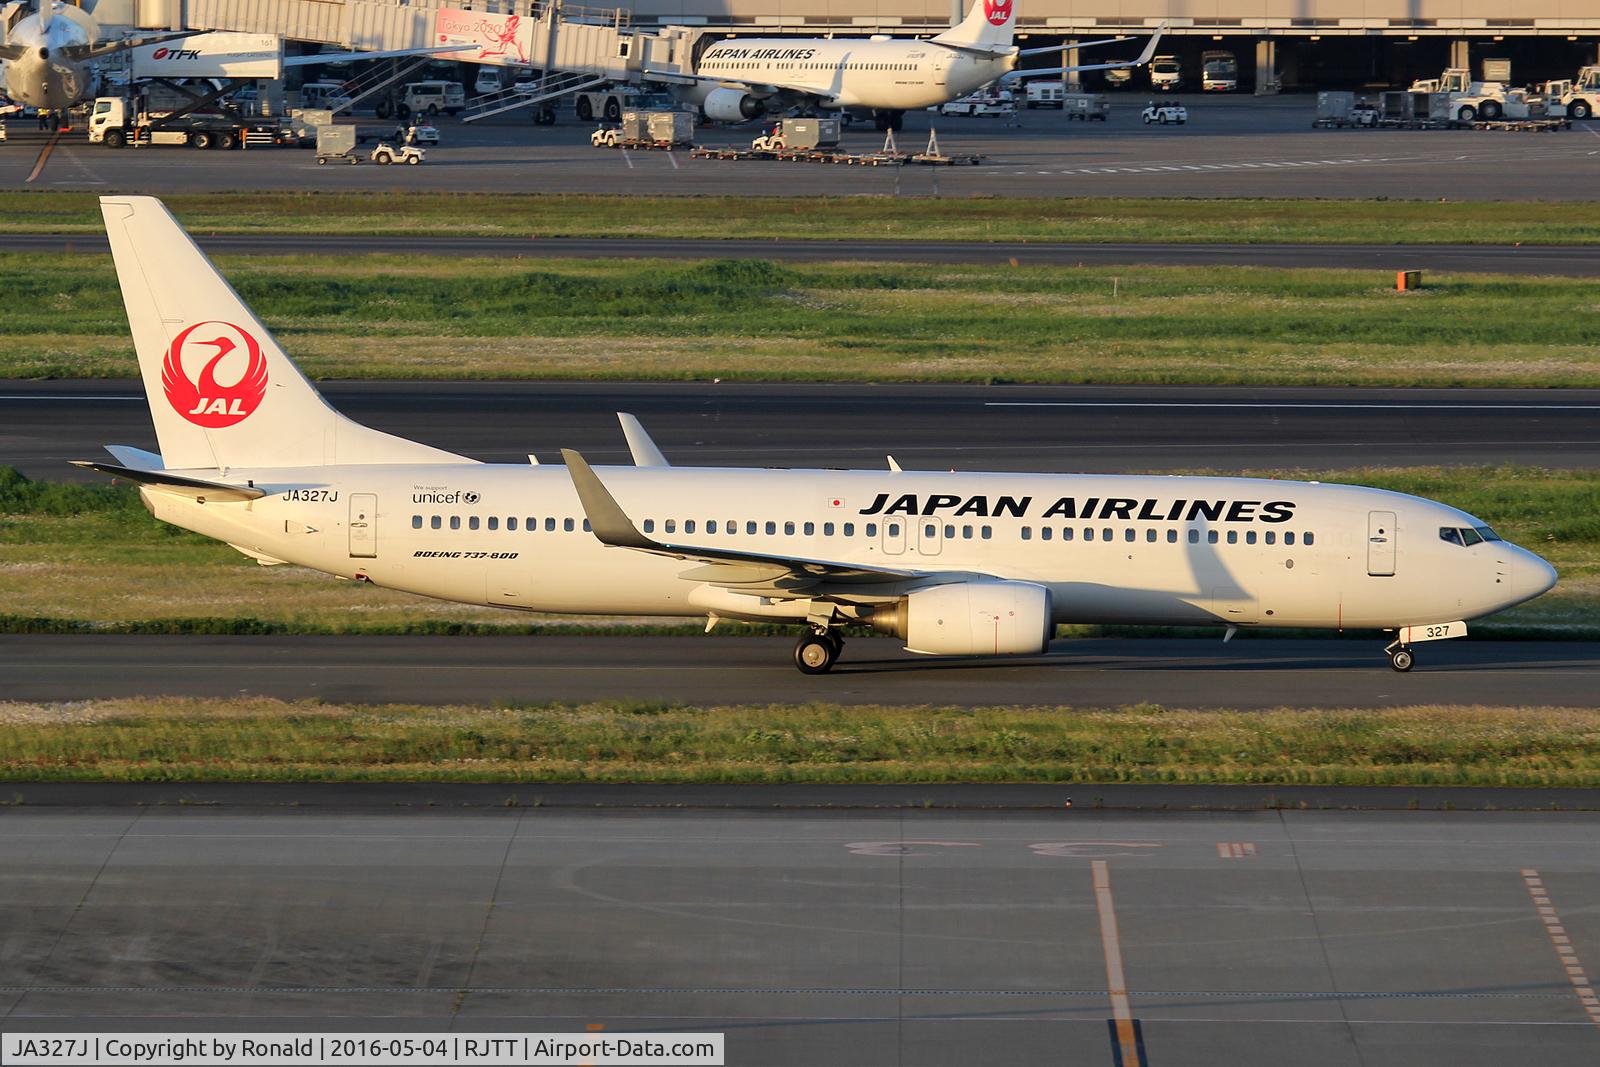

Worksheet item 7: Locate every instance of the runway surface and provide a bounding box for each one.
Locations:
[8,96,1600,198]
[7,232,1598,275]
[2,635,1594,708]
[9,381,1600,483]
[3,806,1598,1066]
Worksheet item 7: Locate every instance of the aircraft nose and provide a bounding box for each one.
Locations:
[1510,546,1558,601]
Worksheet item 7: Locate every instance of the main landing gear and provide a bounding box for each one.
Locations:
[794,627,845,674]
[1383,639,1415,673]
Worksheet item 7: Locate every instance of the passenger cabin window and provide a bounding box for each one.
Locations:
[1041,527,1053,541]
[564,518,575,532]
[643,519,655,533]
[545,518,556,532]
[488,517,498,531]
[412,515,422,529]
[803,522,814,535]
[450,516,461,530]
[1304,532,1315,546]
[469,516,480,531]
[664,520,676,534]
[848,524,859,536]
[509,518,518,531]
[823,522,835,536]
[686,520,696,534]
[1284,531,1295,545]
[431,516,442,530]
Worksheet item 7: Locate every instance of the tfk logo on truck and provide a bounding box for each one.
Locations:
[983,0,1014,26]
[162,321,268,428]
[149,47,204,62]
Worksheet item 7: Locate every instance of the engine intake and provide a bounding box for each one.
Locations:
[871,581,1053,657]
[702,87,763,122]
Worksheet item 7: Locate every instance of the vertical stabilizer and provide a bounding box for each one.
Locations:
[933,0,1017,49]
[100,196,470,470]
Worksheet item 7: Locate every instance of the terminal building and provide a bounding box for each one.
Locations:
[102,0,1600,92]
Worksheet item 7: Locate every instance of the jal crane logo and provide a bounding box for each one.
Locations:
[162,321,269,428]
[982,0,1013,26]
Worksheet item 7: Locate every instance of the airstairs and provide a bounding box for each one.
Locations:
[461,70,608,122]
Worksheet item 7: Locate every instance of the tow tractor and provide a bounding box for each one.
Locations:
[1141,101,1187,124]
[370,142,424,165]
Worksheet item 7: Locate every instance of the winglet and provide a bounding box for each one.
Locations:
[561,449,655,550]
[1135,22,1168,67]
[618,413,670,467]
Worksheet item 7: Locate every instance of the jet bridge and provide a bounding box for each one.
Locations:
[132,0,696,120]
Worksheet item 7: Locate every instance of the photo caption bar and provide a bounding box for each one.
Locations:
[1,1033,724,1066]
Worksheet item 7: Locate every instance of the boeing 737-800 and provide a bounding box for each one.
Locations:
[653,0,1164,129]
[79,197,1556,674]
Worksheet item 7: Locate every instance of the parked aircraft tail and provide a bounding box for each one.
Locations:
[99,196,470,471]
[933,0,1017,50]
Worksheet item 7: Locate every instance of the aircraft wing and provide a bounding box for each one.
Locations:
[60,29,203,63]
[1017,35,1132,57]
[1005,22,1165,80]
[563,448,920,590]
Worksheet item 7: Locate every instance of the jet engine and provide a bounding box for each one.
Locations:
[701,87,764,122]
[871,581,1054,657]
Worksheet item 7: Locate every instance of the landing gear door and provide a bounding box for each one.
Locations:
[1367,510,1396,576]
[349,493,377,558]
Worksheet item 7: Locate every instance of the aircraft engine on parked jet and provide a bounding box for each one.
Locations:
[871,581,1054,657]
[701,87,764,121]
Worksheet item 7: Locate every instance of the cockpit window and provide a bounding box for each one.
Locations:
[1441,525,1501,547]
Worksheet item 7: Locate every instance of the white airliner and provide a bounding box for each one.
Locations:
[80,196,1556,675]
[652,0,1164,129]
[0,0,197,113]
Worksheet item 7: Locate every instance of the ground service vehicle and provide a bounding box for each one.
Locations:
[315,124,358,163]
[83,196,1559,676]
[1142,101,1186,124]
[1408,69,1506,120]
[1544,66,1600,119]
[87,95,282,149]
[574,86,646,122]
[1062,92,1110,120]
[1201,50,1237,91]
[592,109,694,148]
[751,117,839,152]
[1026,83,1065,109]
[371,142,424,165]
[399,80,464,117]
[1150,55,1181,90]
[297,81,352,111]
[939,90,1015,117]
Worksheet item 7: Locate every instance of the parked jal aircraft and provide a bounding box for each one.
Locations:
[652,0,1165,129]
[1,1,466,118]
[0,0,195,113]
[82,197,1556,674]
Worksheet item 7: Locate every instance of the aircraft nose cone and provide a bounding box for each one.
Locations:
[1512,547,1558,601]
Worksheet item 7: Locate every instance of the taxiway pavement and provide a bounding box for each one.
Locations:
[2,635,1595,708]
[8,382,1600,483]
[3,806,1598,1066]
[8,97,1599,199]
[6,233,1598,276]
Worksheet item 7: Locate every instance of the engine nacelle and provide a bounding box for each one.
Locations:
[872,581,1053,657]
[702,87,763,122]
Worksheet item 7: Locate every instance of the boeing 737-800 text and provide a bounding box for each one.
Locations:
[79,197,1556,674]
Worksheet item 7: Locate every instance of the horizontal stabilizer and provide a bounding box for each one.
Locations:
[71,461,265,502]
[104,445,164,471]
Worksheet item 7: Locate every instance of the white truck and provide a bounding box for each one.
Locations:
[1201,50,1237,92]
[938,90,1016,117]
[1541,66,1600,119]
[1408,69,1506,121]
[1025,83,1065,109]
[1150,56,1182,91]
[574,86,649,123]
[87,94,290,149]
[375,80,465,119]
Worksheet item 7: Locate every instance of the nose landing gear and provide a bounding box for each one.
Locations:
[1384,640,1415,672]
[794,628,844,674]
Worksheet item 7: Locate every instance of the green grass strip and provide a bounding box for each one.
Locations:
[2,699,1597,786]
[5,192,1600,244]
